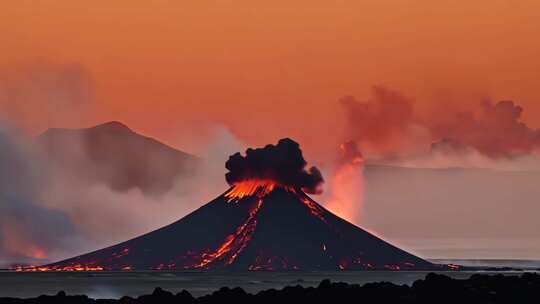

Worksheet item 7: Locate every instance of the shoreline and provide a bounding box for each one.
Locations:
[0,273,539,303]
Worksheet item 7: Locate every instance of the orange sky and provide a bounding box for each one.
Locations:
[2,0,540,158]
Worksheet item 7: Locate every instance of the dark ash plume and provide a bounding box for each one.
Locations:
[225,138,324,193]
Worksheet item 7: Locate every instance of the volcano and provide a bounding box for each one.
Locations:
[33,139,436,271]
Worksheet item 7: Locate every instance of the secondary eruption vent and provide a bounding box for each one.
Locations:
[20,138,438,271]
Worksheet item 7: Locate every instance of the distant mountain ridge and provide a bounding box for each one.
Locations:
[36,121,199,195]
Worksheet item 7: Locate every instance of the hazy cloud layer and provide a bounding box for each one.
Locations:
[0,62,96,132]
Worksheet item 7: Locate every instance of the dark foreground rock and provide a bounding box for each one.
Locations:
[1,273,540,304]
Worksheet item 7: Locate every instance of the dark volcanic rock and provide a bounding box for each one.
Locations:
[1,273,540,304]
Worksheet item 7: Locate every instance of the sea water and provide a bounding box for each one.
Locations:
[0,264,538,299]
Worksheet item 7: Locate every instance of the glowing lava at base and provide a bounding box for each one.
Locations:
[1,227,48,261]
[15,265,106,272]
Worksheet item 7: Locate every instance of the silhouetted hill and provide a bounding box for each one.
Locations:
[36,121,199,195]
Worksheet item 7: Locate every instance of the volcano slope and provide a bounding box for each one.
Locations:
[38,138,436,271]
[40,181,434,271]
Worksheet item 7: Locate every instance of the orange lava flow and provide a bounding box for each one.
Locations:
[196,198,264,268]
[248,255,299,271]
[14,247,133,272]
[13,263,137,272]
[301,197,326,222]
[0,227,48,260]
[14,265,106,272]
[225,179,277,202]
[225,179,296,202]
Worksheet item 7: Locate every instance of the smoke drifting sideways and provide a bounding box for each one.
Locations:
[0,125,80,265]
[429,100,540,158]
[225,138,324,194]
[341,86,540,169]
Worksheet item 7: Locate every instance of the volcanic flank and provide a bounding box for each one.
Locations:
[32,138,436,271]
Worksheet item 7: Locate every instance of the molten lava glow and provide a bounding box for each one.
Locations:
[248,255,299,271]
[15,264,106,272]
[447,264,461,270]
[112,248,130,259]
[225,179,296,202]
[325,144,365,225]
[384,264,401,270]
[14,262,138,272]
[206,180,329,269]
[225,180,276,201]
[14,247,133,272]
[196,198,263,268]
[1,228,48,260]
[301,197,326,222]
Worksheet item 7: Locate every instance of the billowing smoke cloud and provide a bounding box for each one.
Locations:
[340,86,429,158]
[429,100,540,158]
[341,86,540,161]
[0,125,80,266]
[225,138,324,194]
